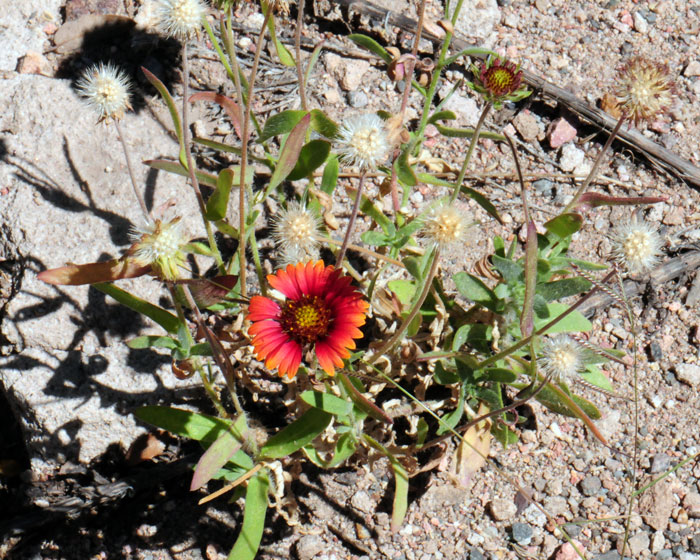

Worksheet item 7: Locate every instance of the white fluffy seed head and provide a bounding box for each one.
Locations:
[130,218,188,280]
[540,335,584,384]
[336,114,390,171]
[420,204,470,250]
[611,218,662,275]
[272,202,321,261]
[156,0,205,39]
[76,63,132,122]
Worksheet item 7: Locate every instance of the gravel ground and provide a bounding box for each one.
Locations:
[2,0,700,559]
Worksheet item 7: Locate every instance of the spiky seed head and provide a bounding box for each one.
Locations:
[271,202,321,263]
[130,218,188,280]
[614,56,674,125]
[540,335,584,384]
[611,217,662,275]
[156,0,205,39]
[76,63,133,122]
[336,114,390,171]
[420,204,470,250]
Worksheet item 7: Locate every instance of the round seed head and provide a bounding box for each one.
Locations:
[156,0,205,39]
[336,114,390,171]
[76,63,133,122]
[420,204,470,250]
[614,56,674,125]
[540,334,584,384]
[611,217,662,275]
[272,202,321,255]
[130,218,189,280]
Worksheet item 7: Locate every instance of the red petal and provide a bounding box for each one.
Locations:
[278,343,302,379]
[247,296,280,321]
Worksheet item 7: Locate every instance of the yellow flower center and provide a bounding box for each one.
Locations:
[484,67,517,96]
[280,295,332,344]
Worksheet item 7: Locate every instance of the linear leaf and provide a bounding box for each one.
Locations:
[259,407,332,460]
[227,472,269,560]
[93,283,180,333]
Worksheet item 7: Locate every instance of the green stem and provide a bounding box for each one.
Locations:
[563,113,626,213]
[449,102,491,204]
[181,42,225,272]
[368,248,441,364]
[294,0,308,111]
[114,119,150,222]
[249,230,267,297]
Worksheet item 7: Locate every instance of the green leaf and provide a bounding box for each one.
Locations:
[395,146,417,187]
[531,385,601,419]
[141,67,185,165]
[258,110,308,143]
[263,3,294,67]
[361,230,390,246]
[301,390,353,417]
[521,221,538,337]
[534,303,592,334]
[402,257,423,281]
[580,364,614,393]
[191,416,246,491]
[453,324,492,353]
[93,283,180,334]
[310,109,339,138]
[363,435,408,532]
[427,110,457,124]
[127,335,178,350]
[491,255,522,284]
[348,33,392,63]
[544,213,583,238]
[287,140,331,181]
[360,196,395,236]
[144,159,218,188]
[267,113,311,194]
[135,406,243,446]
[444,47,497,66]
[437,383,465,435]
[433,123,505,141]
[434,361,460,385]
[539,277,592,302]
[388,279,417,306]
[482,368,518,383]
[321,155,339,194]
[227,472,269,560]
[304,432,356,468]
[259,407,332,460]
[416,173,501,223]
[453,272,500,312]
[205,168,234,221]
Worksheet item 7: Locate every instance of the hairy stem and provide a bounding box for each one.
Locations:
[335,171,367,267]
[181,42,224,271]
[368,249,441,363]
[449,102,492,204]
[294,0,308,111]
[114,119,150,222]
[563,113,627,213]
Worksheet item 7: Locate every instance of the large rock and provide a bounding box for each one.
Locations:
[0,74,204,471]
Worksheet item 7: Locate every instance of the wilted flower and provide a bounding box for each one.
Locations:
[615,56,673,125]
[420,204,470,250]
[337,114,390,171]
[470,56,530,109]
[130,218,188,280]
[76,63,133,122]
[272,202,321,263]
[247,261,369,379]
[611,217,662,275]
[156,0,205,39]
[540,335,584,384]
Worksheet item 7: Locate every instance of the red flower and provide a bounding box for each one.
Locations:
[247,261,369,379]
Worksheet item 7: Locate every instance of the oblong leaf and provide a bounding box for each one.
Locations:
[189,91,243,139]
[191,416,246,491]
[38,259,150,286]
[142,67,185,164]
[227,472,269,560]
[259,407,332,460]
[267,113,311,193]
[300,390,352,417]
[287,139,331,181]
[321,154,339,194]
[127,335,178,350]
[348,34,392,63]
[145,159,218,188]
[434,123,505,140]
[135,406,239,444]
[544,213,583,238]
[205,168,235,221]
[310,109,338,139]
[539,277,592,302]
[93,283,180,333]
[453,272,499,312]
[258,110,307,143]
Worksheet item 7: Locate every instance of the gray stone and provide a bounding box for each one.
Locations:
[511,522,533,545]
[451,0,501,41]
[676,364,700,387]
[533,179,555,198]
[0,75,203,470]
[679,553,700,560]
[469,550,486,560]
[348,90,368,108]
[691,533,700,553]
[544,496,569,517]
[580,475,602,496]
[489,498,517,521]
[656,550,673,560]
[633,12,648,33]
[683,491,700,518]
[651,453,673,474]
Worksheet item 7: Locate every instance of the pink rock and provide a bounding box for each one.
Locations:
[620,10,634,26]
[547,117,577,148]
[555,541,585,560]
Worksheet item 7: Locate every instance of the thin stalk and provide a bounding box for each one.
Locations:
[200,362,228,417]
[294,0,308,110]
[368,249,441,363]
[249,230,267,297]
[238,5,274,296]
[316,235,404,267]
[114,119,150,222]
[563,113,627,213]
[335,171,367,267]
[449,102,492,204]
[181,42,225,272]
[503,131,529,223]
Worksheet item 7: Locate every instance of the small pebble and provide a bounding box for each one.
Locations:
[580,475,602,497]
[651,453,672,474]
[511,522,533,545]
[347,90,368,108]
[489,499,517,521]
